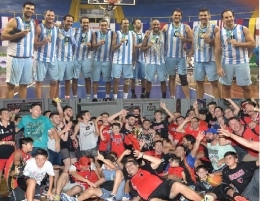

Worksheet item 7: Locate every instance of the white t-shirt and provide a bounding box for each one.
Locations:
[23,158,55,185]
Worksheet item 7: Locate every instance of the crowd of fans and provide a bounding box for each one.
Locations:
[0,98,259,201]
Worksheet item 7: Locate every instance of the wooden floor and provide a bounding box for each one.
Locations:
[0,74,259,99]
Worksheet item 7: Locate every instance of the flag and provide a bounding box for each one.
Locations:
[217,20,224,28]
[256,18,259,45]
[0,16,10,46]
[236,18,244,25]
[248,18,256,37]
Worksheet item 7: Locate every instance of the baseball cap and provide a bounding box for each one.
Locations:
[204,128,218,134]
[78,156,91,166]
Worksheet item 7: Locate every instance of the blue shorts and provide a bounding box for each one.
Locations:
[111,64,133,79]
[146,63,166,82]
[219,62,252,86]
[100,180,125,200]
[58,61,75,81]
[74,59,92,79]
[165,57,187,75]
[48,149,62,166]
[92,60,112,82]
[6,56,33,85]
[193,61,218,81]
[133,61,146,80]
[35,61,58,81]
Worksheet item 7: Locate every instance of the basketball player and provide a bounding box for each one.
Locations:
[162,8,193,98]
[92,19,113,101]
[142,19,167,98]
[131,18,146,98]
[111,18,135,99]
[72,17,92,99]
[56,14,76,99]
[188,8,220,98]
[34,10,59,99]
[215,9,256,98]
[1,2,35,98]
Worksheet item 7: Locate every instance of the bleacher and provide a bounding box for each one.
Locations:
[0,0,72,20]
[123,0,255,23]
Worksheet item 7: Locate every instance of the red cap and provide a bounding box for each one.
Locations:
[78,156,91,166]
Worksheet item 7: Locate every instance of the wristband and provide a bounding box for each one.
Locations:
[141,153,144,158]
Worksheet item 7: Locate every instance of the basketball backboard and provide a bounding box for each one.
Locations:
[88,0,135,6]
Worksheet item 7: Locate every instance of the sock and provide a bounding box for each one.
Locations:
[105,94,110,98]
[86,94,91,98]
[170,96,175,99]
[141,88,145,93]
[131,89,135,94]
[123,93,128,99]
[65,96,70,99]
[113,94,118,99]
[93,94,97,98]
[145,92,150,98]
[162,92,166,98]
[73,95,77,98]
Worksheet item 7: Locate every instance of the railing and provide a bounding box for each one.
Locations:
[0,10,256,23]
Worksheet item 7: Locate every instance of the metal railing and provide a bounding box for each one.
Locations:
[0,10,256,23]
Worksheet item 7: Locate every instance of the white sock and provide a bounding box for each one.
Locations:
[86,94,91,98]
[113,94,117,99]
[123,93,128,99]
[73,95,77,98]
[105,94,110,98]
[93,94,97,98]
[65,96,70,99]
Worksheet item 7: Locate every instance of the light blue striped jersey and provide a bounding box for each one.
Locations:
[93,30,113,62]
[146,31,165,65]
[193,24,216,62]
[133,31,145,62]
[7,17,35,57]
[166,23,187,58]
[36,23,58,62]
[220,24,249,64]
[56,28,75,61]
[74,28,92,60]
[112,30,134,65]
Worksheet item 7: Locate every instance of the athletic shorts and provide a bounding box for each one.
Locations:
[17,177,41,200]
[219,63,252,86]
[133,61,146,80]
[148,179,175,200]
[81,147,98,157]
[146,63,166,82]
[193,61,218,81]
[60,148,77,160]
[92,60,112,82]
[35,61,58,81]
[6,56,33,85]
[58,61,75,81]
[63,182,86,192]
[111,64,133,79]
[165,57,187,75]
[74,59,92,79]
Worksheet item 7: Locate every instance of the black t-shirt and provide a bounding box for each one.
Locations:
[222,161,258,193]
[120,124,132,135]
[205,113,217,128]
[151,120,168,139]
[0,121,16,159]
[155,153,172,174]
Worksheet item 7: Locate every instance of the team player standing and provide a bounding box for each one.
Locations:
[1,2,256,99]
